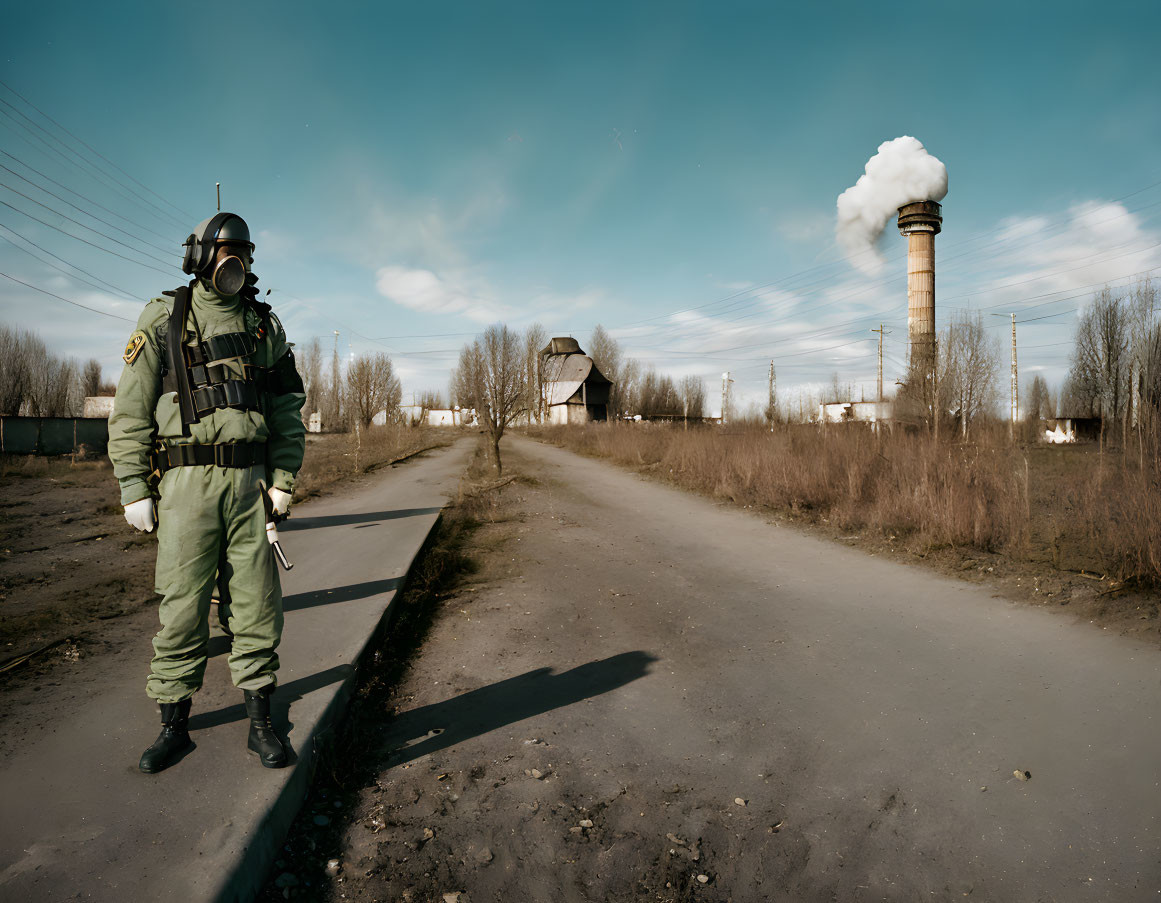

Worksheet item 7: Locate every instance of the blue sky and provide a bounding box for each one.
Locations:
[2,1,1159,415]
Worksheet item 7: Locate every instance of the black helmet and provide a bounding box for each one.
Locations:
[181,212,254,276]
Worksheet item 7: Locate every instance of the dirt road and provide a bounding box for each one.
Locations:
[270,435,1161,902]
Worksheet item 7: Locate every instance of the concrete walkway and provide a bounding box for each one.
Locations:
[0,440,473,902]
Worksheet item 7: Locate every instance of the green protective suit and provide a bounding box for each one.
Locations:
[108,280,306,703]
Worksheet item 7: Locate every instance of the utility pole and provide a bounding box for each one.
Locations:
[989,313,1017,438]
[720,371,733,425]
[767,359,777,427]
[1010,313,1018,441]
[331,330,340,429]
[870,324,890,404]
[216,182,221,211]
[989,313,1019,441]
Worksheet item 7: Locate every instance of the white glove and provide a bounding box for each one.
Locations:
[268,487,292,517]
[124,498,155,533]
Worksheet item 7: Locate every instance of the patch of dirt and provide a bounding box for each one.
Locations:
[258,446,814,903]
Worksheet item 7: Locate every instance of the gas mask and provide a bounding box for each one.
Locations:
[210,250,250,296]
[182,212,257,296]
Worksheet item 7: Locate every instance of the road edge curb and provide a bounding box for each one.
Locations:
[210,508,450,903]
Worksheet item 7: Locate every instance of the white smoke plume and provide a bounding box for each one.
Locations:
[836,136,948,274]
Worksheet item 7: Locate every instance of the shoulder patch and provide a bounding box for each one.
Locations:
[123,330,147,365]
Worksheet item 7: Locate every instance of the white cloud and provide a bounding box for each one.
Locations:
[976,201,1161,305]
[374,266,510,323]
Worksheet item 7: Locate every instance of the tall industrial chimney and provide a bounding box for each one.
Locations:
[897,200,942,378]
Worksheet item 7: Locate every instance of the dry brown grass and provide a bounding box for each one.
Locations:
[529,422,1161,586]
[294,425,457,501]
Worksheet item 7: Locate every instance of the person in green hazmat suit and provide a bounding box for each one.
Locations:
[107,212,306,774]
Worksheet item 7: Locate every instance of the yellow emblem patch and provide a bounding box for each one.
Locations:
[123,331,147,365]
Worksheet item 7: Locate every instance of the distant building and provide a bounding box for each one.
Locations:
[82,396,115,418]
[1043,417,1101,444]
[307,412,322,433]
[819,400,889,425]
[540,337,612,424]
[385,406,476,427]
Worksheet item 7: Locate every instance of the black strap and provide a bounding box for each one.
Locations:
[190,331,256,365]
[161,442,266,469]
[191,380,261,415]
[168,283,198,435]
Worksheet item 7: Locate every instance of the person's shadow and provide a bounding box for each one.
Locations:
[383,650,658,766]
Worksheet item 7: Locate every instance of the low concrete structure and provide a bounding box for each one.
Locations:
[390,406,476,427]
[819,400,889,425]
[1043,417,1102,444]
[82,396,115,418]
[541,337,612,424]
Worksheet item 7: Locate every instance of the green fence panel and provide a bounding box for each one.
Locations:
[0,417,110,456]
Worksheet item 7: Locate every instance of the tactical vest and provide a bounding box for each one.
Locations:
[158,283,301,432]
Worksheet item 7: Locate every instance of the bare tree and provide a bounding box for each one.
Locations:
[0,327,83,416]
[1069,287,1131,434]
[454,325,527,474]
[679,375,706,420]
[1140,321,1161,432]
[589,324,635,417]
[297,338,323,418]
[523,322,548,423]
[0,325,32,415]
[326,337,344,429]
[1126,277,1157,434]
[938,312,1000,437]
[634,368,682,418]
[416,389,445,424]
[81,358,102,398]
[344,352,401,429]
[1024,374,1051,424]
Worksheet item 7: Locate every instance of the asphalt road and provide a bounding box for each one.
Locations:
[301,435,1161,902]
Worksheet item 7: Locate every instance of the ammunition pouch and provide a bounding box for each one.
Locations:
[195,331,257,365]
[190,379,261,415]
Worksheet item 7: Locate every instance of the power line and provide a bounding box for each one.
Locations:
[0,104,184,234]
[0,226,139,301]
[0,90,187,229]
[0,199,182,278]
[0,165,173,252]
[0,79,194,221]
[0,270,134,322]
[0,180,180,266]
[0,148,177,242]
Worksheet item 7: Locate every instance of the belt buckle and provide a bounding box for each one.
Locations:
[214,445,228,467]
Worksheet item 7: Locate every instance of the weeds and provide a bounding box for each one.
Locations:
[293,425,456,501]
[530,422,1161,586]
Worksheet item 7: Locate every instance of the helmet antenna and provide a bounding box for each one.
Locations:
[216,182,221,212]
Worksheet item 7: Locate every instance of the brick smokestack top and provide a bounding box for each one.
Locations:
[897,200,942,378]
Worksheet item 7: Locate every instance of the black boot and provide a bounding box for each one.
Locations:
[139,698,192,774]
[244,688,287,768]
